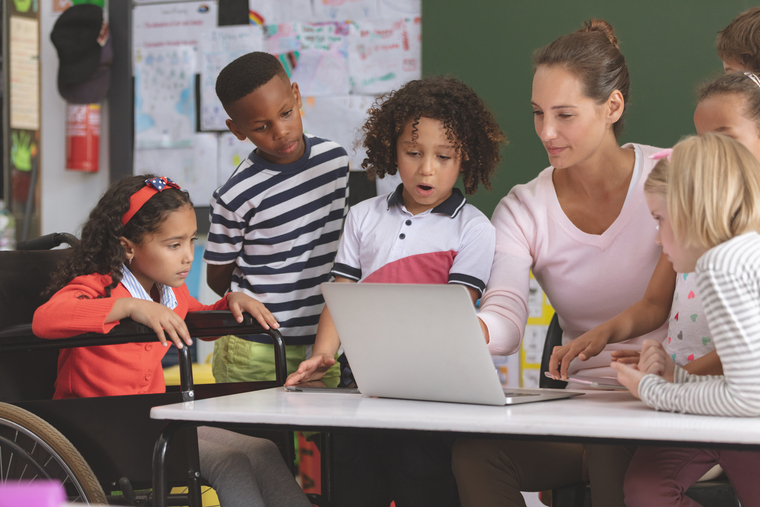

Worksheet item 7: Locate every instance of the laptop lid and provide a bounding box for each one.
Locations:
[321,283,555,406]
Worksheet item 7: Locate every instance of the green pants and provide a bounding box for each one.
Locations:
[212,335,341,384]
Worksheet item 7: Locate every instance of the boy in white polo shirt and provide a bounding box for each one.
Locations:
[286,76,505,507]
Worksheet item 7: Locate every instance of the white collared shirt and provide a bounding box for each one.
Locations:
[120,264,178,310]
[331,185,495,296]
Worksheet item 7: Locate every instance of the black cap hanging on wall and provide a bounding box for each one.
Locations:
[50,4,112,104]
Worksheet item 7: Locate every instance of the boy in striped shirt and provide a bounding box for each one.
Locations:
[204,52,348,382]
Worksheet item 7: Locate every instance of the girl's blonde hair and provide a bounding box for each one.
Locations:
[643,159,669,196]
[647,132,760,249]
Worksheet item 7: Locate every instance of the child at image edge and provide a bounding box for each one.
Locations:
[204,52,349,383]
[286,76,505,507]
[718,6,760,74]
[32,175,313,507]
[612,134,760,506]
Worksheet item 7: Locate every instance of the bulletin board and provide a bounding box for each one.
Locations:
[129,0,421,208]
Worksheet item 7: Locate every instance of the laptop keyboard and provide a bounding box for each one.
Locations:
[503,391,539,397]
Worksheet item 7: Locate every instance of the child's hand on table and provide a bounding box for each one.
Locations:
[637,339,675,382]
[284,354,336,386]
[226,292,279,330]
[611,339,675,399]
[548,327,612,380]
[611,361,644,399]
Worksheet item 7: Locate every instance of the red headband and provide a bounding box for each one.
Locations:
[122,177,181,226]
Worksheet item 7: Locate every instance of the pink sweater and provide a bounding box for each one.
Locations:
[480,144,668,377]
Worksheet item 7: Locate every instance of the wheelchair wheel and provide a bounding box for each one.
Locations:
[0,402,107,505]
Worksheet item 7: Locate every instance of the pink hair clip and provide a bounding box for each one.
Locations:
[650,148,673,162]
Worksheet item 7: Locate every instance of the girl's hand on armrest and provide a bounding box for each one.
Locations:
[638,339,675,382]
[226,292,279,330]
[284,354,336,386]
[113,298,192,349]
[548,326,612,380]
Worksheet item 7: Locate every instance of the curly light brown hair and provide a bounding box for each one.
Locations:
[360,76,505,194]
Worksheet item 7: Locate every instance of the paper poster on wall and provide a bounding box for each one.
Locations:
[248,0,312,25]
[300,95,374,170]
[199,26,264,131]
[292,22,351,96]
[134,45,196,149]
[134,133,219,205]
[133,1,217,56]
[9,16,40,130]
[218,133,255,187]
[377,0,421,17]
[348,18,421,95]
[311,0,377,21]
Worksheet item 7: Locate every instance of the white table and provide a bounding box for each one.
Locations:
[151,387,760,448]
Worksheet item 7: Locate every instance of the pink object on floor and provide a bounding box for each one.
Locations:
[0,481,65,507]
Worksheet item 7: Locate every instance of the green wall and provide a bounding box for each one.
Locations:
[422,0,754,217]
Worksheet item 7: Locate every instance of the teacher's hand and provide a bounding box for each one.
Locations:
[548,327,611,380]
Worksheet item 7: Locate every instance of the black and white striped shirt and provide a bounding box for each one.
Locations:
[204,134,349,345]
[639,232,760,416]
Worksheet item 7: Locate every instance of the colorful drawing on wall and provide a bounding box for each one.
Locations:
[10,130,37,173]
[198,25,264,131]
[134,45,197,149]
[292,22,351,96]
[263,23,300,55]
[11,0,37,15]
[348,17,420,95]
[249,10,264,25]
[132,0,217,58]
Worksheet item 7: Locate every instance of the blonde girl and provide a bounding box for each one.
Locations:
[615,133,760,506]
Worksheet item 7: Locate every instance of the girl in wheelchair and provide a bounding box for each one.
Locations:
[33,175,313,507]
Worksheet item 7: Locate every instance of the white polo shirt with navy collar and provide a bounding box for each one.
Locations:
[331,185,495,296]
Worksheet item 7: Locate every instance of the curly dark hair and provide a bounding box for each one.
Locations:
[361,76,505,194]
[45,175,193,298]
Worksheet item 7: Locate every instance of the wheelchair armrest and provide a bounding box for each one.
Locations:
[0,311,287,387]
[184,311,287,386]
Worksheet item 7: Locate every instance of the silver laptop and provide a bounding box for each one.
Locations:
[321,283,584,406]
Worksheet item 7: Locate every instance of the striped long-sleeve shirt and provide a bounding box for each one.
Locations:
[204,134,349,345]
[639,232,760,416]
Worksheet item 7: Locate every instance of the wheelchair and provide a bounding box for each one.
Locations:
[0,233,290,506]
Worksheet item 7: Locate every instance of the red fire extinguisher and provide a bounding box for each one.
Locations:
[66,103,100,172]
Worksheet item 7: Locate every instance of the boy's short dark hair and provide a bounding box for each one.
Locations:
[215,51,289,108]
[361,76,506,194]
[718,7,760,73]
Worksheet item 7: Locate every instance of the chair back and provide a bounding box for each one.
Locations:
[539,313,569,389]
[0,250,70,402]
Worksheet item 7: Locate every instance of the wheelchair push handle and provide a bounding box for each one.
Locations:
[17,232,78,250]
